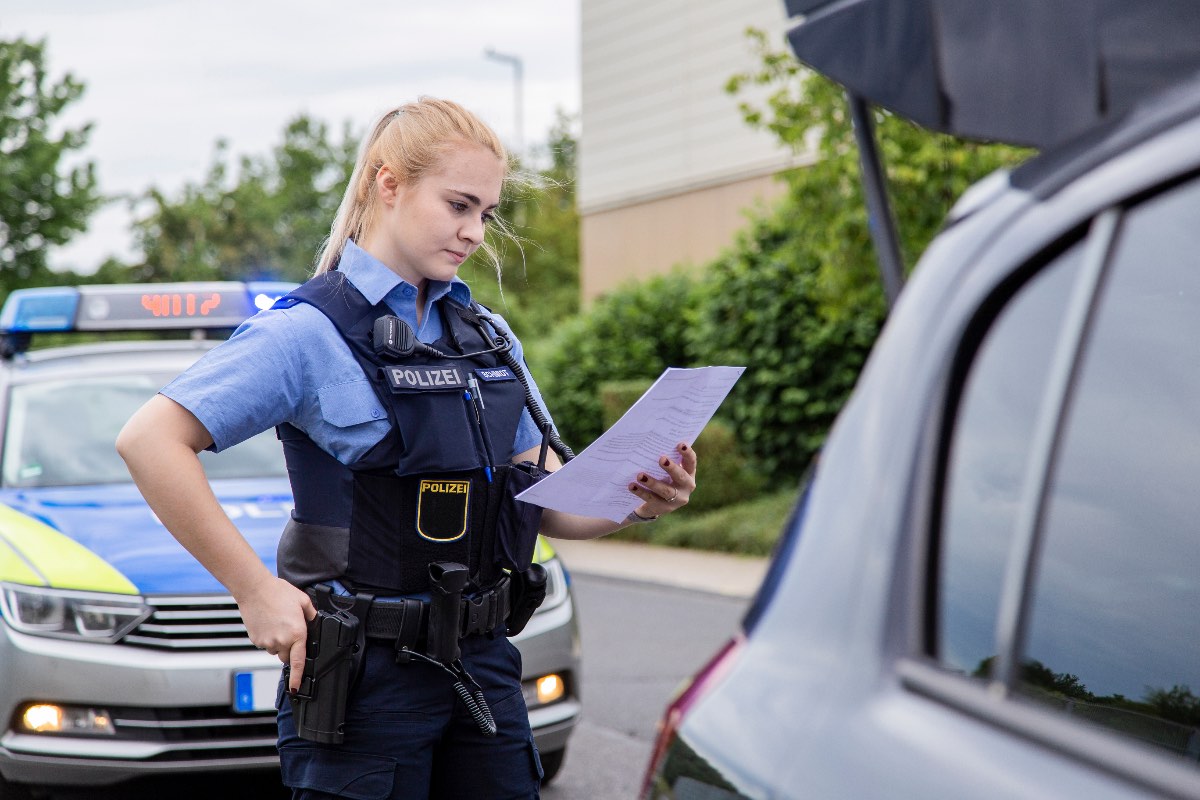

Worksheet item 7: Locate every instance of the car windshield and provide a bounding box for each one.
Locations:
[2,373,287,488]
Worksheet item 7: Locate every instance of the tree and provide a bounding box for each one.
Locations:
[0,37,101,293]
[726,28,1032,319]
[1144,684,1200,726]
[464,111,581,341]
[683,30,1034,478]
[130,110,582,334]
[130,115,357,283]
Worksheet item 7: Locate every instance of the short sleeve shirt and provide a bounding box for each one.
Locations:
[162,241,550,465]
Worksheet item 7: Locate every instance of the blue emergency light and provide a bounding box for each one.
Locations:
[0,287,81,333]
[0,281,296,356]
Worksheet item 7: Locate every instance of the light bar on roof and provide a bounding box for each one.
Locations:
[75,283,257,330]
[0,282,297,335]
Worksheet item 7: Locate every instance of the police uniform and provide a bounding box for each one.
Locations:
[162,240,548,798]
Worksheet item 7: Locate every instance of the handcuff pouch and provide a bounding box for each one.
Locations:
[488,461,549,572]
[505,563,548,637]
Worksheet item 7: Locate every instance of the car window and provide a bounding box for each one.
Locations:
[938,245,1083,678]
[1021,177,1200,761]
[2,373,286,488]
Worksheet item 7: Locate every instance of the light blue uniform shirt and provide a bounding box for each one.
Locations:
[163,240,549,464]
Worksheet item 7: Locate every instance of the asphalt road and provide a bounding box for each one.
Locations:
[43,570,749,800]
[541,573,750,799]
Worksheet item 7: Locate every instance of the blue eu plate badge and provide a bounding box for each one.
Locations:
[234,668,282,713]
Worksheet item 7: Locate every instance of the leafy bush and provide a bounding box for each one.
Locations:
[538,216,880,482]
[687,203,882,480]
[538,271,701,448]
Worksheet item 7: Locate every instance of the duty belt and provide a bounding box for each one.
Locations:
[307,578,512,647]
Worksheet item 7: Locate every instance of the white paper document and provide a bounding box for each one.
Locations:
[516,366,745,522]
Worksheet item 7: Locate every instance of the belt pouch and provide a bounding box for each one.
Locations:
[490,462,549,572]
[505,563,548,637]
[426,562,469,662]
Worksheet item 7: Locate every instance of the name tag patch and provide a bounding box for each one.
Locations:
[416,479,470,542]
[385,366,467,392]
[474,367,516,382]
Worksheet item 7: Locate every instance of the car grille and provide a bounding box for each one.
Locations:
[110,704,278,761]
[123,595,255,651]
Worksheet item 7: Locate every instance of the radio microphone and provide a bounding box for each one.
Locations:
[372,315,444,359]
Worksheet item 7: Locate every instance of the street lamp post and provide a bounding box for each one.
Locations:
[484,47,524,155]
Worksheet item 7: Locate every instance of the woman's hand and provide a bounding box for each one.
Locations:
[235,577,317,693]
[119,395,317,690]
[627,442,698,518]
[527,441,700,539]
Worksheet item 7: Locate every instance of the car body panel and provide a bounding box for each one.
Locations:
[645,69,1200,800]
[0,482,290,595]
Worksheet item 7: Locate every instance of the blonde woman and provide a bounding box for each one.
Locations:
[118,97,696,799]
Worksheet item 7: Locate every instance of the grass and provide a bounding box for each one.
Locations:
[609,487,800,557]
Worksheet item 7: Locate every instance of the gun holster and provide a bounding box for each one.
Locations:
[506,563,548,637]
[288,608,361,744]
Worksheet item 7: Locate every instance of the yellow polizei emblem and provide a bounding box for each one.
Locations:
[416,480,470,542]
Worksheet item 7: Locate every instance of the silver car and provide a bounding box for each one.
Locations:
[0,283,580,796]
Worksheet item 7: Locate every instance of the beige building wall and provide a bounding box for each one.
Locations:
[579,0,802,302]
[581,172,788,300]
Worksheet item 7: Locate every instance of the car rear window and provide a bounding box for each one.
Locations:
[1021,176,1200,759]
[938,173,1200,766]
[938,244,1083,676]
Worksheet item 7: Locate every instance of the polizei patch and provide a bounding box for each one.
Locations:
[416,479,470,542]
[384,366,467,392]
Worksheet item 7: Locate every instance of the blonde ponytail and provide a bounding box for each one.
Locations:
[314,98,509,275]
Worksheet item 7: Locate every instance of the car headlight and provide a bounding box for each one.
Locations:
[534,558,569,615]
[0,584,151,643]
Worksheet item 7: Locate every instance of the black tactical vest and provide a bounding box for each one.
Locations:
[273,272,546,594]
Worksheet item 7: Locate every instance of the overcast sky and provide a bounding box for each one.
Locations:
[7,0,581,273]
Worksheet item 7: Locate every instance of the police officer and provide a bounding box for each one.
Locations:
[117,97,697,799]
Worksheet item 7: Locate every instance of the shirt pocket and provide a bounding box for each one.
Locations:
[317,379,387,428]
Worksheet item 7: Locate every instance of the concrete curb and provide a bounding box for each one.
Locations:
[548,537,769,600]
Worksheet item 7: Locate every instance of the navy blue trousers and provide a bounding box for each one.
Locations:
[277,632,543,799]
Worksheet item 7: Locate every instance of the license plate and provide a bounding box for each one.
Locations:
[233,668,282,713]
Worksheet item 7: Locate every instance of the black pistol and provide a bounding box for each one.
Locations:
[291,608,360,744]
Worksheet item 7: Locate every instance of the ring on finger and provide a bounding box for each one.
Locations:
[667,487,679,503]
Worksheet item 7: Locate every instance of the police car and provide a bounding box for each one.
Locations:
[0,282,579,796]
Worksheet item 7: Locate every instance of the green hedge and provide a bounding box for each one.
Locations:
[538,203,882,484]
[538,271,701,448]
[687,205,883,479]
